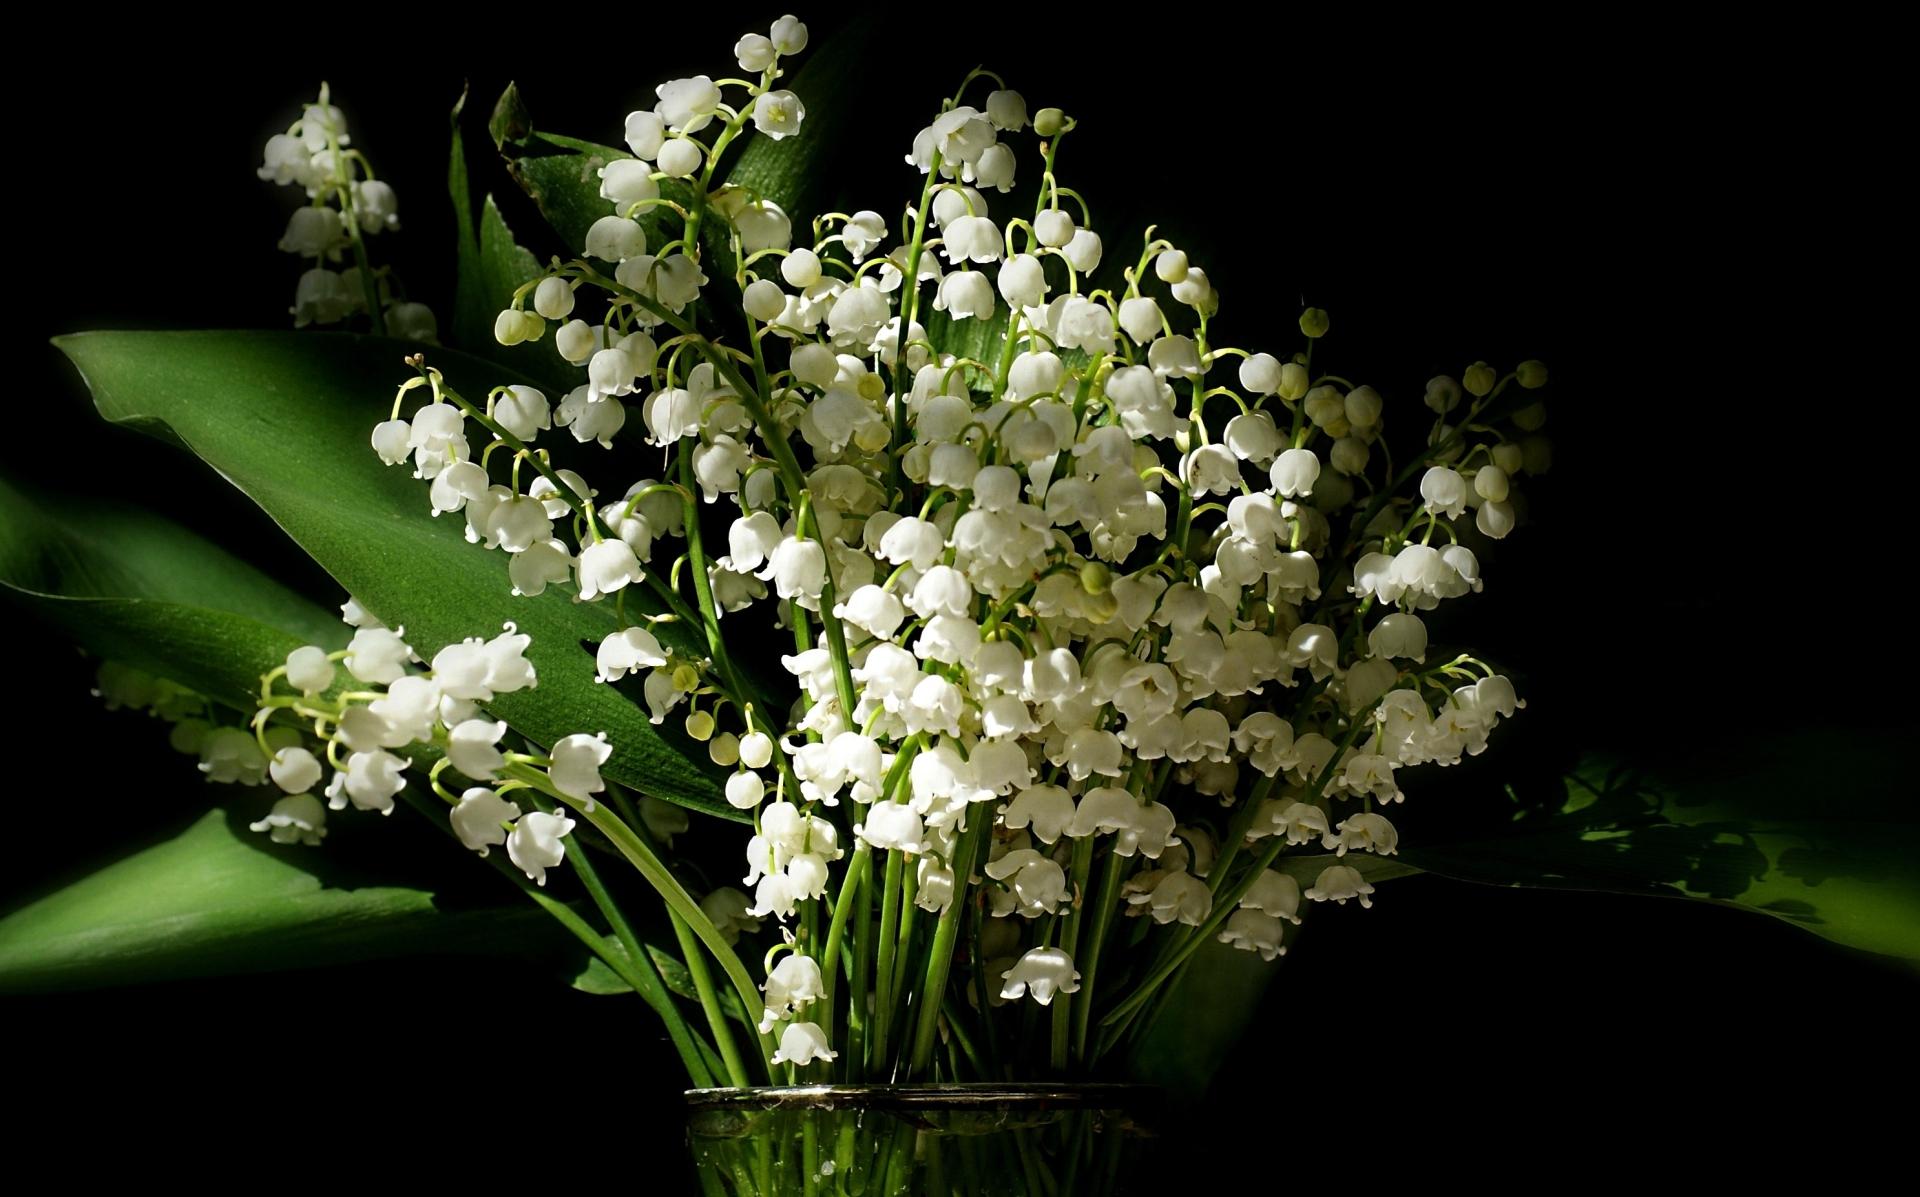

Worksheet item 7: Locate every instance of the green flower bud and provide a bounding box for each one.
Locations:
[1079,560,1112,595]
[1512,402,1547,432]
[1082,587,1119,624]
[1035,108,1066,137]
[1299,307,1331,339]
[672,663,701,692]
[1516,359,1549,389]
[684,709,716,741]
[1463,361,1497,397]
[1277,362,1310,401]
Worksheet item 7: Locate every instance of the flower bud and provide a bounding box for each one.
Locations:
[1034,107,1066,136]
[685,709,716,741]
[1080,560,1111,595]
[1298,307,1330,338]
[533,277,575,320]
[1463,361,1497,396]
[1516,359,1549,389]
[1512,402,1547,432]
[1155,249,1189,283]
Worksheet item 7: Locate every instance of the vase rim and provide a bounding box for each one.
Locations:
[684,1083,1160,1112]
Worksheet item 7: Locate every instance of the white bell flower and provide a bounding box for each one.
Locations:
[657,138,703,178]
[767,537,827,607]
[447,719,508,780]
[770,1021,837,1066]
[933,270,994,320]
[1148,871,1213,926]
[1119,296,1163,344]
[1218,909,1288,961]
[577,538,643,601]
[269,746,322,794]
[1305,864,1376,908]
[1420,466,1469,519]
[999,947,1081,1006]
[285,645,336,695]
[1270,448,1321,498]
[1368,612,1428,661]
[856,802,926,853]
[257,134,313,186]
[1326,813,1400,856]
[482,625,536,695]
[596,626,668,684]
[840,210,887,261]
[1241,870,1303,923]
[249,794,328,847]
[1066,788,1177,857]
[550,732,612,805]
[451,787,522,855]
[834,584,906,639]
[326,749,406,814]
[751,90,805,140]
[585,215,647,263]
[768,14,808,53]
[1062,229,1103,274]
[278,206,343,258]
[972,143,1016,191]
[726,771,764,810]
[941,215,1002,264]
[735,32,776,71]
[760,953,826,1031]
[655,75,722,134]
[985,849,1069,917]
[344,626,413,684]
[507,810,575,886]
[495,385,551,441]
[291,268,352,327]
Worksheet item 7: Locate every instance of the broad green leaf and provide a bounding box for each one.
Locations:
[1401,738,1920,960]
[449,89,572,390]
[0,805,560,993]
[0,476,341,709]
[56,329,736,820]
[491,82,694,261]
[573,937,749,1024]
[1125,939,1277,1100]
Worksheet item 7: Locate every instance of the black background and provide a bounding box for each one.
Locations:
[10,8,1912,1182]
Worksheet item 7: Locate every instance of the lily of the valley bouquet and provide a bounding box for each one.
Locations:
[12,14,1581,1193]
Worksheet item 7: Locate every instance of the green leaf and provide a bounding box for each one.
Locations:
[1401,735,1920,960]
[716,25,877,217]
[489,83,688,261]
[449,90,574,390]
[572,937,749,1024]
[0,805,560,993]
[55,329,736,820]
[0,476,341,709]
[1124,939,1276,1100]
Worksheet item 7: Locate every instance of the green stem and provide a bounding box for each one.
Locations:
[395,784,715,1086]
[502,761,774,1067]
[907,814,992,1076]
[870,848,905,1077]
[819,842,871,1039]
[670,906,756,1087]
[1050,835,1095,1072]
[1071,847,1126,1064]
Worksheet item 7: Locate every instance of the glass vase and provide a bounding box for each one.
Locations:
[685,1083,1159,1196]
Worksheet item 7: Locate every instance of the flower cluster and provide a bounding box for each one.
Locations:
[258,84,435,340]
[361,15,1547,1075]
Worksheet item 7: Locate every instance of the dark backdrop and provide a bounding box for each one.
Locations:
[11,8,1912,1181]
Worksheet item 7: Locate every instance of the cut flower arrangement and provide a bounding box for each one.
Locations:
[6,14,1914,1195]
